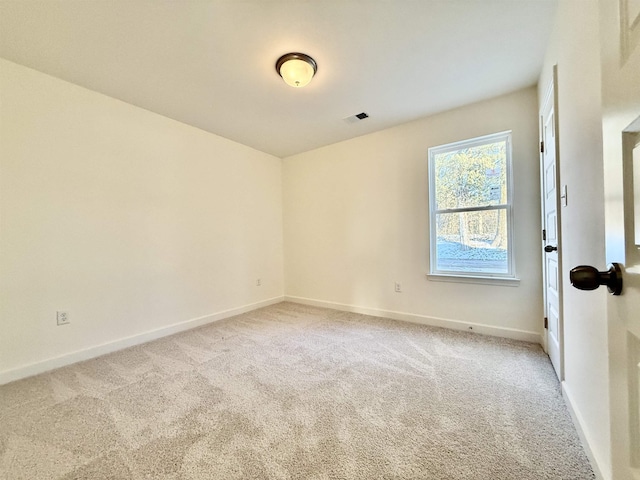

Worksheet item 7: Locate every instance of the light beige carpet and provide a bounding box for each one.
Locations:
[0,302,594,479]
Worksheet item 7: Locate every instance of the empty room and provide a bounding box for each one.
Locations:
[1,0,639,479]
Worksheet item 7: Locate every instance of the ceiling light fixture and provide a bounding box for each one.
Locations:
[275,52,317,88]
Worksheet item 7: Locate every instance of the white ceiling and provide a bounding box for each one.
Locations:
[0,0,558,158]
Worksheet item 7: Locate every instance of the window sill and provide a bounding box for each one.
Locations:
[426,273,520,287]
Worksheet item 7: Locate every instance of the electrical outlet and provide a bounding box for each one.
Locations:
[256,278,261,286]
[57,311,69,326]
[395,282,402,293]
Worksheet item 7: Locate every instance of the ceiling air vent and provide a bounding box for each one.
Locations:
[343,112,370,124]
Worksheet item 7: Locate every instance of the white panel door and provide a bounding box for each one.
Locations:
[540,72,562,380]
[600,1,640,478]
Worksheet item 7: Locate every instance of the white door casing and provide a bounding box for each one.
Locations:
[540,69,563,380]
[600,0,640,478]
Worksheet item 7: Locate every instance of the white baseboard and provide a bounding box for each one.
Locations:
[0,296,284,386]
[561,381,609,480]
[1,294,541,385]
[284,295,542,344]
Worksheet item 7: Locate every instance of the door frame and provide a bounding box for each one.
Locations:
[539,65,564,380]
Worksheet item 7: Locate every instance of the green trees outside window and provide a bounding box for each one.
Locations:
[428,131,515,278]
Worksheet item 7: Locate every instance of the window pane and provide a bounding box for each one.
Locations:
[434,141,507,210]
[435,209,508,274]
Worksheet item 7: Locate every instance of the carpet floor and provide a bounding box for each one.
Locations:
[0,302,594,479]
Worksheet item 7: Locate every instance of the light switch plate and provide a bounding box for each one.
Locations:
[561,185,568,207]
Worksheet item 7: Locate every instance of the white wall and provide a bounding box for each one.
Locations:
[0,59,284,382]
[283,87,543,340]
[538,1,610,478]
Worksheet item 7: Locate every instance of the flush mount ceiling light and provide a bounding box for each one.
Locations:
[275,52,317,88]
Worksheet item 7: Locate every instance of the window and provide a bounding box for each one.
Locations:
[428,131,515,280]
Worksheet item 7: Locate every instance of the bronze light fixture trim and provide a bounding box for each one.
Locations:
[275,52,317,88]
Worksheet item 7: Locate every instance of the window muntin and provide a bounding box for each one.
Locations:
[428,131,515,279]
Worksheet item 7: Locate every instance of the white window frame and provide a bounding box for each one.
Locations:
[427,131,517,283]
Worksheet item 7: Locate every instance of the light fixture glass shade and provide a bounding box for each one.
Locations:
[276,53,317,88]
